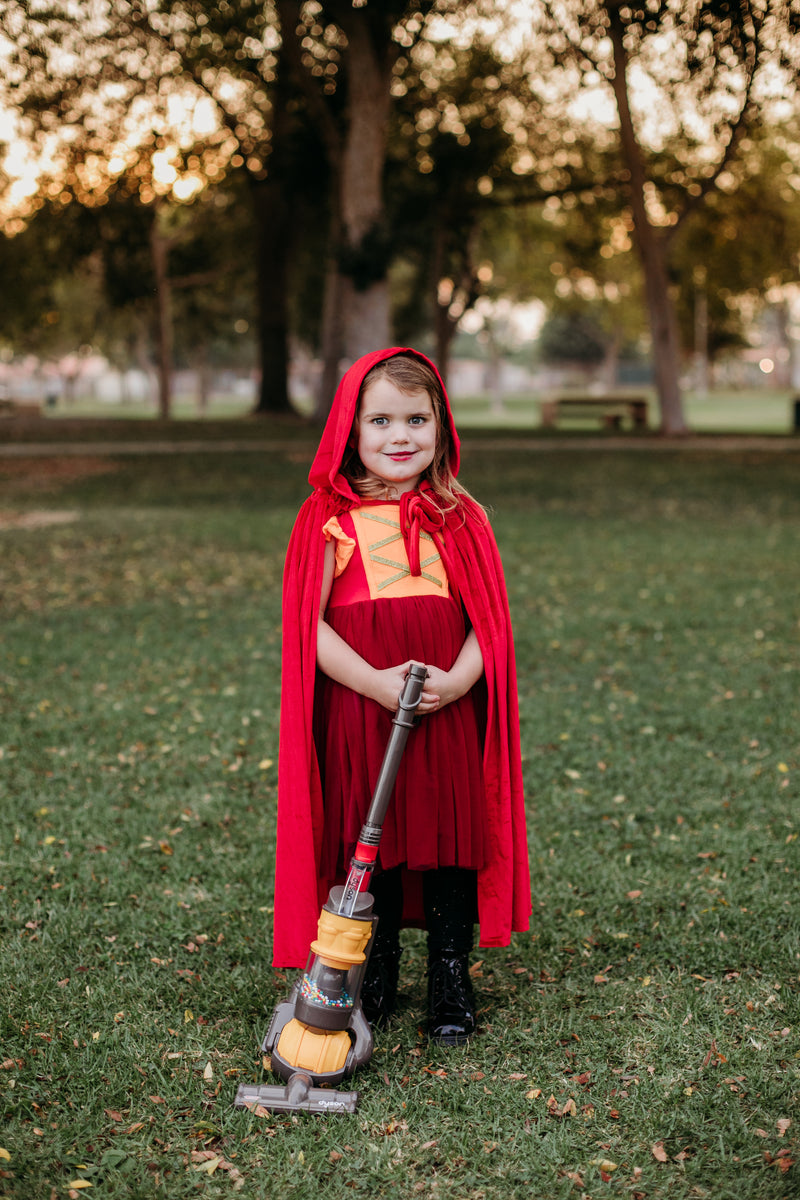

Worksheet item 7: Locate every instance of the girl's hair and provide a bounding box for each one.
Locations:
[341,353,484,516]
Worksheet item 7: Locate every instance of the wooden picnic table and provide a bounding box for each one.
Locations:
[540,394,649,431]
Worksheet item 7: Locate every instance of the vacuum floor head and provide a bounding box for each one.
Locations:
[234,1070,359,1114]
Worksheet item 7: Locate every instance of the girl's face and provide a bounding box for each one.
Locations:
[356,376,437,495]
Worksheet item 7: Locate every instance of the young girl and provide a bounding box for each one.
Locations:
[273,348,530,1044]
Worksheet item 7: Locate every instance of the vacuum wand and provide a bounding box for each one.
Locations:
[337,663,428,918]
[234,661,428,1116]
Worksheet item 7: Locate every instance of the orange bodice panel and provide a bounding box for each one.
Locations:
[323,504,450,607]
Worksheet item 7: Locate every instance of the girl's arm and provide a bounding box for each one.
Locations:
[421,628,484,711]
[316,540,481,714]
[317,540,432,711]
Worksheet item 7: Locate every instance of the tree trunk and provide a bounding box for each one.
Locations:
[251,34,293,415]
[314,239,347,420]
[601,328,621,389]
[431,224,455,385]
[693,268,710,396]
[149,212,172,421]
[314,155,348,419]
[607,4,688,435]
[434,307,454,387]
[772,298,792,390]
[484,326,505,415]
[337,10,394,359]
[250,174,292,414]
[195,345,210,415]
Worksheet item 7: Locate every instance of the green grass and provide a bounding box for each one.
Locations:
[1,443,798,1199]
[6,383,798,435]
[449,386,798,435]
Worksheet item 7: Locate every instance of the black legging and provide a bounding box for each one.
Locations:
[369,865,477,957]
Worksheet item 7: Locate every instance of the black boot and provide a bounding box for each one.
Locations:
[423,868,478,1046]
[361,947,402,1027]
[427,952,476,1045]
[360,866,403,1027]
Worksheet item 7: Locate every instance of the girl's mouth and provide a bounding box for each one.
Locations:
[387,451,415,461]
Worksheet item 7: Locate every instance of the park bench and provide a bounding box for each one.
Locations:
[540,394,649,431]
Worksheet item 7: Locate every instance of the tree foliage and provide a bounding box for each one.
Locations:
[2,1,800,426]
[528,0,800,432]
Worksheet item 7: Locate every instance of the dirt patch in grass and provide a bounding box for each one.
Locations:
[0,455,118,496]
[0,508,80,530]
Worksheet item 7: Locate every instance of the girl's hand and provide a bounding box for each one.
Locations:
[368,661,440,713]
[418,664,465,712]
[421,632,485,713]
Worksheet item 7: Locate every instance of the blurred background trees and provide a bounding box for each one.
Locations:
[1,0,799,431]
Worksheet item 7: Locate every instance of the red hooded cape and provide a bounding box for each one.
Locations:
[272,347,531,967]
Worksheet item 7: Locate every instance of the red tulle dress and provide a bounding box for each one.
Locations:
[314,500,488,882]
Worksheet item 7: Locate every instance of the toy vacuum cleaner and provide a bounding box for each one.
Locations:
[235,663,428,1115]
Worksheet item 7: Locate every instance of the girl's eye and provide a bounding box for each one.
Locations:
[409,416,427,425]
[371,417,388,426]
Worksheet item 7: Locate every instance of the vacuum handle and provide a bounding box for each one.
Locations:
[362,662,427,831]
[336,664,427,918]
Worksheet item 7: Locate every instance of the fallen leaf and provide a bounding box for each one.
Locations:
[420,1140,438,1150]
[243,1103,271,1118]
[104,1109,125,1122]
[590,1158,618,1172]
[652,1142,668,1162]
[526,1088,542,1099]
[778,1118,792,1137]
[193,1156,222,1175]
[755,1129,770,1138]
[0,1150,10,1161]
[67,1183,92,1190]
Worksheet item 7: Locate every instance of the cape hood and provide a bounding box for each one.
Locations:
[273,348,531,967]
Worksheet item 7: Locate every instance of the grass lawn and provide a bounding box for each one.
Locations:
[9,383,798,435]
[1,440,798,1199]
[449,388,797,435]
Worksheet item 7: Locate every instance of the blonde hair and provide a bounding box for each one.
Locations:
[342,353,484,516]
